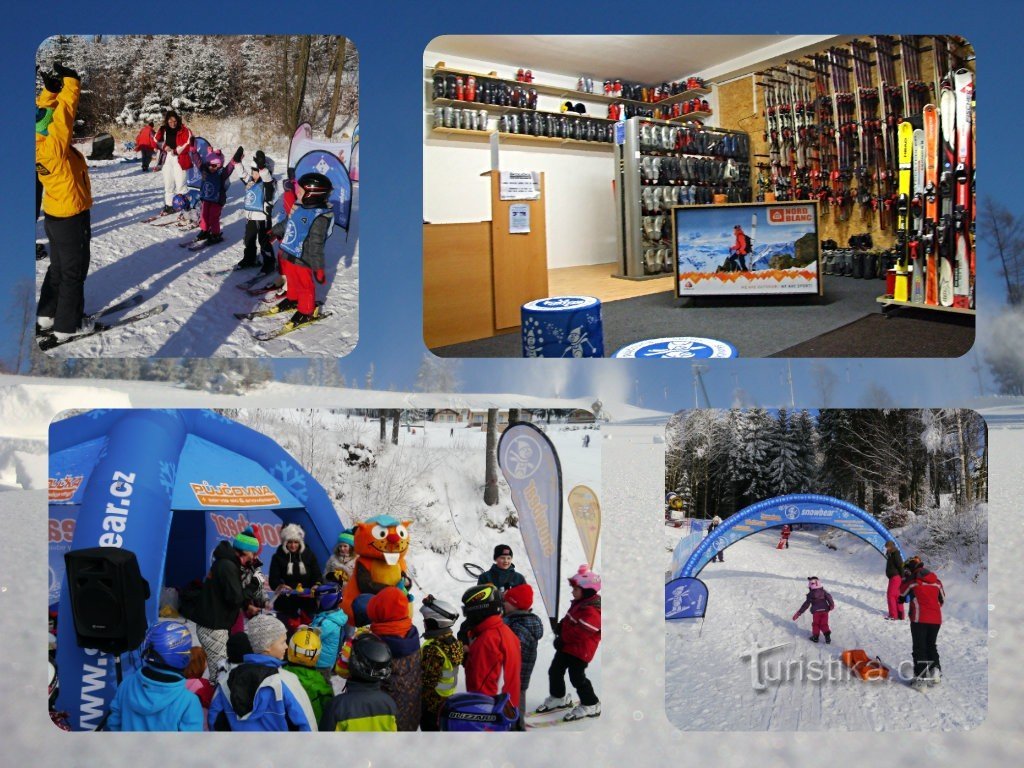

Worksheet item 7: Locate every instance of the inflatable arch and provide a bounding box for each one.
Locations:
[665,494,904,621]
[49,409,348,730]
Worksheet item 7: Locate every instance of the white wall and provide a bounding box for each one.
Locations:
[423,51,625,270]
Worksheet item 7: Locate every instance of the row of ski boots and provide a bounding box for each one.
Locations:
[640,155,749,186]
[433,74,539,110]
[499,112,614,143]
[643,247,675,275]
[821,249,898,279]
[639,125,749,159]
[577,76,706,104]
[433,107,490,132]
[641,184,749,215]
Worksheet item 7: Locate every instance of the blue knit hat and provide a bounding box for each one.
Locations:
[337,532,354,547]
[233,525,261,553]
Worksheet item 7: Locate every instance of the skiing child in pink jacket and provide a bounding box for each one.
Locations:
[792,576,835,644]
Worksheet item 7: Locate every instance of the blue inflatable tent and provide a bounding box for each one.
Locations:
[48,409,348,730]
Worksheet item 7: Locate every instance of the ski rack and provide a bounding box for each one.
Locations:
[613,116,751,279]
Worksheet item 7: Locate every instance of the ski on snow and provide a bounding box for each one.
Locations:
[37,304,168,351]
[37,292,146,336]
[250,310,334,342]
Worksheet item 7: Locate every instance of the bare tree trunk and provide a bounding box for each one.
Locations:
[956,410,972,509]
[508,408,521,426]
[281,36,291,131]
[14,280,34,373]
[379,414,386,443]
[391,410,400,445]
[290,36,312,134]
[484,408,499,505]
[325,37,348,138]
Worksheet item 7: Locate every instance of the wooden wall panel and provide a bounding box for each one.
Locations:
[423,222,495,348]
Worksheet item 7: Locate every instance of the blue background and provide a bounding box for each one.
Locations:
[7,1,1022,408]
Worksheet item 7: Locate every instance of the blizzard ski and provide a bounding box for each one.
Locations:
[893,121,914,301]
[37,304,168,351]
[909,128,926,304]
[251,310,333,342]
[922,104,939,306]
[952,68,974,309]
[938,81,957,307]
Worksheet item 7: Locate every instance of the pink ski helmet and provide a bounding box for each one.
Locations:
[568,564,601,592]
[206,149,224,169]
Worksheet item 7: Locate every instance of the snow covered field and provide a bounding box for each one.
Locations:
[35,156,359,357]
[664,526,986,730]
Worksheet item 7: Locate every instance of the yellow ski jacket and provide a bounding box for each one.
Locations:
[36,77,92,218]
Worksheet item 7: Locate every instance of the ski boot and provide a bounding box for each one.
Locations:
[285,306,321,329]
[51,317,96,343]
[36,243,48,259]
[824,632,831,645]
[259,251,277,275]
[194,229,210,243]
[207,232,224,245]
[809,635,819,643]
[535,695,574,714]
[235,255,260,270]
[563,702,601,721]
[162,205,175,215]
[273,298,298,315]
[36,316,55,335]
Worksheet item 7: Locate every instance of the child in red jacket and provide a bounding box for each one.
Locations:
[461,583,522,714]
[537,565,602,721]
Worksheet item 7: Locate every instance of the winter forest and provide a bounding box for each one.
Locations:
[665,408,987,527]
[35,34,359,142]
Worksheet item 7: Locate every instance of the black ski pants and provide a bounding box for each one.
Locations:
[38,209,91,333]
[548,649,598,706]
[243,219,273,265]
[910,621,941,677]
[141,148,154,172]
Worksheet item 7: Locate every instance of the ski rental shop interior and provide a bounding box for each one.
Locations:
[422,35,976,360]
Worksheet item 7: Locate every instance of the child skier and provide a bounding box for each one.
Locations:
[537,565,601,721]
[135,121,157,172]
[269,171,334,328]
[283,625,334,723]
[793,576,835,643]
[778,524,792,549]
[208,613,317,731]
[367,586,422,732]
[461,583,521,715]
[191,145,244,246]
[503,583,544,729]
[321,633,398,731]
[106,621,203,732]
[309,582,348,680]
[236,150,276,273]
[419,595,465,731]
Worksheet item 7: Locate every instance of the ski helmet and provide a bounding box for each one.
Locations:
[461,583,503,623]
[347,632,392,683]
[48,661,58,707]
[314,582,342,613]
[420,594,459,630]
[206,150,224,169]
[172,193,190,212]
[143,621,193,670]
[296,171,332,207]
[286,625,322,667]
[568,564,601,593]
[807,576,821,589]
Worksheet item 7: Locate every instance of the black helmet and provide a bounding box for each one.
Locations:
[461,583,503,624]
[348,632,392,683]
[296,171,332,206]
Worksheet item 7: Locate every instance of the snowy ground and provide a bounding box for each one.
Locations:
[36,155,359,357]
[664,527,987,730]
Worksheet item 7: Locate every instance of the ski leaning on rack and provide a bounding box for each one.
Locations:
[952,68,974,309]
[938,80,957,307]
[37,304,168,351]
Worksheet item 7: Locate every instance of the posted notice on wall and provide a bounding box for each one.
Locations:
[499,171,541,200]
[509,203,531,234]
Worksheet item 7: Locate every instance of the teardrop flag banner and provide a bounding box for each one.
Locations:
[498,422,562,623]
[567,485,600,567]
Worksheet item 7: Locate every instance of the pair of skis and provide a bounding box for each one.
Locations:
[37,293,167,351]
[234,303,333,342]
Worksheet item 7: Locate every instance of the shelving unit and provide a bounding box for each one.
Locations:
[428,126,613,149]
[875,296,976,316]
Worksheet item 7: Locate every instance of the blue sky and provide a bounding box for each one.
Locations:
[6,1,1022,411]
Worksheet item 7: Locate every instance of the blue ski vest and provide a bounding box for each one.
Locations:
[279,206,333,259]
[244,181,267,212]
[199,171,229,204]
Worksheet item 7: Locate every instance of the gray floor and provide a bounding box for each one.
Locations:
[432,276,886,358]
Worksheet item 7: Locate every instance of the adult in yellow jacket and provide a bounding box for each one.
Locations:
[36,64,93,340]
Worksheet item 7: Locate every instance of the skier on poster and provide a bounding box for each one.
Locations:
[725,224,753,272]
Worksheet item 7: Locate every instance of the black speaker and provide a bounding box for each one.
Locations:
[64,547,150,655]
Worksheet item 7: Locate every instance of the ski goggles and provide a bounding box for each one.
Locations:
[36,107,54,136]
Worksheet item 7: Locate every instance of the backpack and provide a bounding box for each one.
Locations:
[439,692,519,732]
[742,233,752,254]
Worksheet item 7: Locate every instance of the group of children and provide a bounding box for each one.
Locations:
[91,537,601,732]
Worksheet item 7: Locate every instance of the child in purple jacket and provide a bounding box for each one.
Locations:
[792,576,835,644]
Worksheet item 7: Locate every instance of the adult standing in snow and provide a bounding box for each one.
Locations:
[135,121,157,172]
[155,110,193,213]
[706,516,724,563]
[189,527,261,681]
[883,541,905,621]
[35,63,94,342]
[900,556,945,683]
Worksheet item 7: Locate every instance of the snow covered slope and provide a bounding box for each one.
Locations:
[35,156,358,357]
[664,527,986,730]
